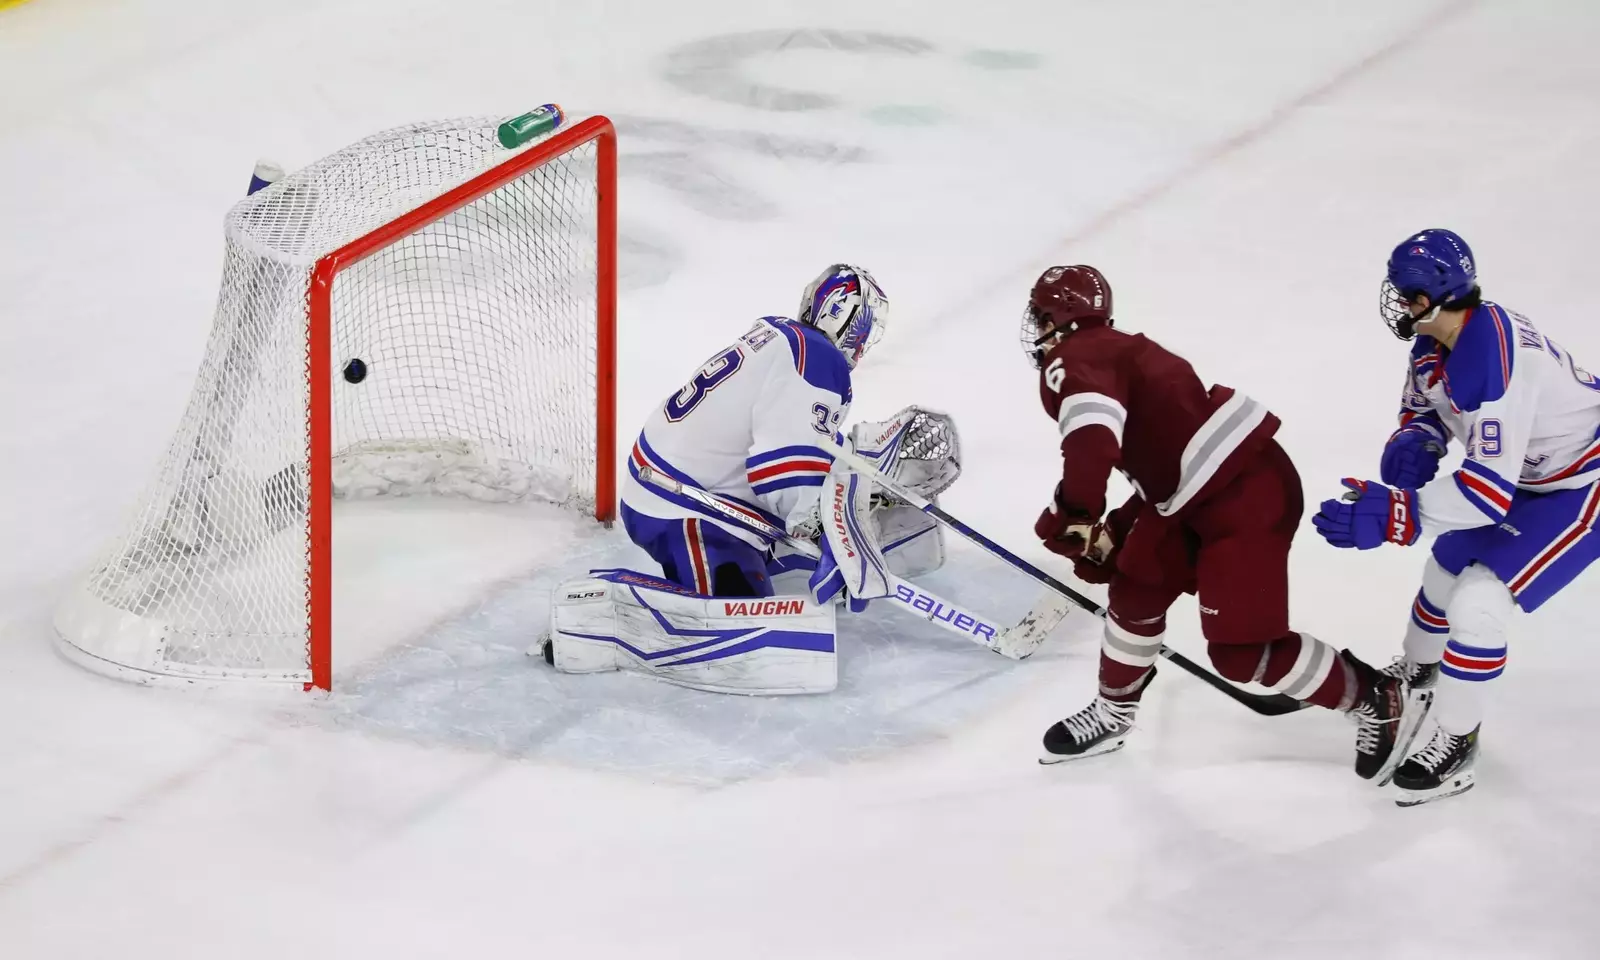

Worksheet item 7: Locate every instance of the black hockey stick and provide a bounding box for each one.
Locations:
[832,445,1311,717]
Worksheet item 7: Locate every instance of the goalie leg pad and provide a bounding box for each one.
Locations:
[547,569,838,695]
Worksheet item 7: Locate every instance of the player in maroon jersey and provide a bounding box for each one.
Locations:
[1024,265,1409,780]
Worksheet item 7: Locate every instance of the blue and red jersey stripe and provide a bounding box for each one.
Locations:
[629,433,785,535]
[1454,459,1516,521]
[1509,481,1600,596]
[775,320,808,378]
[746,444,833,495]
[683,518,712,594]
[1483,304,1514,396]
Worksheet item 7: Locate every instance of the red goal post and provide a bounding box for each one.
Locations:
[305,117,617,690]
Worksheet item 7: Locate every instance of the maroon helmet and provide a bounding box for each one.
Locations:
[1020,265,1114,368]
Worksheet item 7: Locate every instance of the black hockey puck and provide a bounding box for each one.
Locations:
[343,358,368,383]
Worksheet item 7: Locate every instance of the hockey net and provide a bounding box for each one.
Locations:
[55,115,617,690]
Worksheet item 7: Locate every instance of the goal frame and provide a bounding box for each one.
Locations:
[303,116,618,690]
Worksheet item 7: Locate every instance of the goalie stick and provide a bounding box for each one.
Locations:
[635,465,1059,659]
[829,445,1310,718]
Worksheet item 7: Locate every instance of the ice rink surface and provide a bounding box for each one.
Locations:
[4,0,1600,957]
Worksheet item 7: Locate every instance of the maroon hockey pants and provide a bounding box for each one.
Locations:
[1100,441,1349,710]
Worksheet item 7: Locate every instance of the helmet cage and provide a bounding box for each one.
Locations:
[1380,279,1424,340]
[1019,302,1052,369]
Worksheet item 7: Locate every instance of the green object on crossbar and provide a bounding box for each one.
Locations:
[497,104,565,150]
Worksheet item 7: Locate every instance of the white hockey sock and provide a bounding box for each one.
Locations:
[1433,563,1512,735]
[1403,555,1457,666]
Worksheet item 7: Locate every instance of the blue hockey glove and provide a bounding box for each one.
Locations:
[1312,478,1421,550]
[1379,423,1447,488]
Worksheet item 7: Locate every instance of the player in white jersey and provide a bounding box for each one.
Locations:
[619,264,884,595]
[1313,229,1600,805]
[538,265,958,695]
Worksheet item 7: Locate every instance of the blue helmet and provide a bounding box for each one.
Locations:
[1380,229,1478,339]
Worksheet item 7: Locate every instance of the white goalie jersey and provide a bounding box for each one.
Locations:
[621,317,853,546]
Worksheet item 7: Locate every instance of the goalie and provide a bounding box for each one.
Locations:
[539,264,962,694]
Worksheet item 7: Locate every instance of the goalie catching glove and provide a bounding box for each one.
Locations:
[848,405,963,503]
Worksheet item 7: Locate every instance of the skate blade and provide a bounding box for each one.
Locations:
[1377,689,1435,788]
[526,633,553,664]
[1395,768,1476,807]
[1039,736,1128,765]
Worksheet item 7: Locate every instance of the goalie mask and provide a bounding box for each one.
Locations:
[1021,264,1113,369]
[799,264,889,369]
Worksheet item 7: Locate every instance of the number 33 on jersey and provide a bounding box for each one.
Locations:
[623,316,854,546]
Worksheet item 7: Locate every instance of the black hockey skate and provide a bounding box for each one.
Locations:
[1384,657,1439,692]
[1040,696,1139,764]
[1345,651,1411,785]
[1394,725,1480,807]
[1382,657,1438,773]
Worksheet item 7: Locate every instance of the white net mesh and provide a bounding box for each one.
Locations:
[56,118,602,684]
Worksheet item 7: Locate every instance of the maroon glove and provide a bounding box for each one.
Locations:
[1071,554,1115,584]
[1060,493,1142,584]
[1035,488,1113,562]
